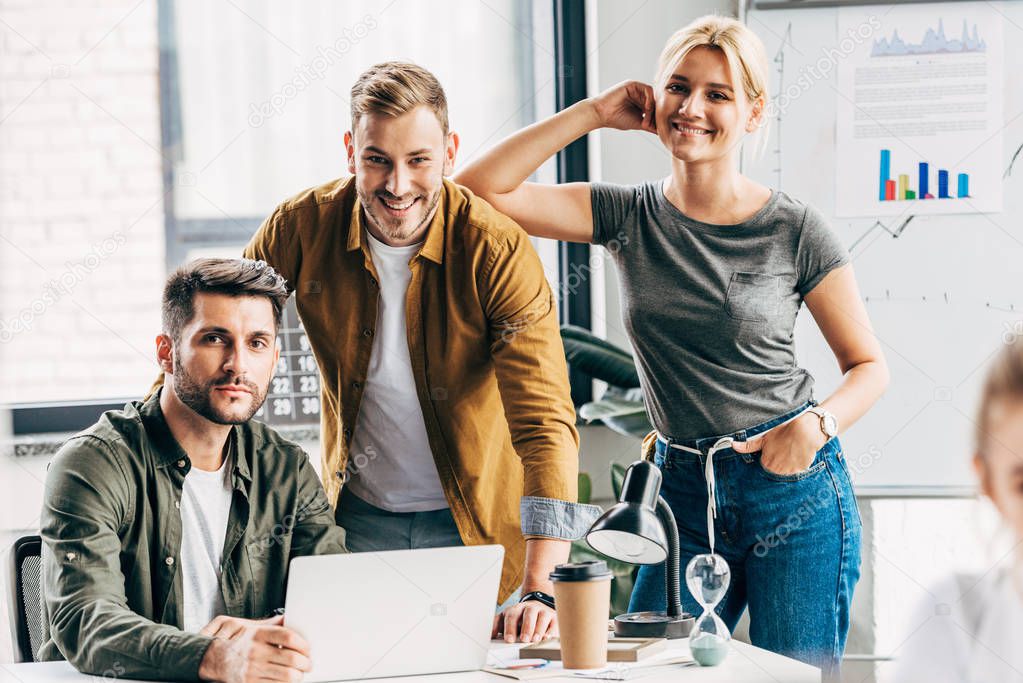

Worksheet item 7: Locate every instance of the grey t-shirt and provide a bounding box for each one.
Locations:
[591,180,849,441]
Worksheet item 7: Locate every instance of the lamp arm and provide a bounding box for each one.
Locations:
[655,496,683,618]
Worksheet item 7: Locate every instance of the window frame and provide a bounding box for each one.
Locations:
[553,0,594,406]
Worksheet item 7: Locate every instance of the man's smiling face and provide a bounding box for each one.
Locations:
[346,105,458,247]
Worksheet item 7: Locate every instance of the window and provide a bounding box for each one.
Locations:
[159,0,561,427]
[1,0,560,417]
[163,0,557,265]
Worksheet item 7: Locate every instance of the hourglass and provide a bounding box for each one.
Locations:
[685,553,731,666]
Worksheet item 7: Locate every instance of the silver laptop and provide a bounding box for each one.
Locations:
[284,545,505,681]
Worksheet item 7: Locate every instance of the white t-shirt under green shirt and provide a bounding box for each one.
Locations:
[179,453,232,633]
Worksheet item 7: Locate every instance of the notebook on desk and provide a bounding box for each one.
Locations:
[284,544,504,682]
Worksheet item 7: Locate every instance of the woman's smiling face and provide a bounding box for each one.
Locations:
[655,45,761,164]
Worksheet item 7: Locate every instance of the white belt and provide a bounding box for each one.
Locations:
[658,408,810,554]
[661,437,734,554]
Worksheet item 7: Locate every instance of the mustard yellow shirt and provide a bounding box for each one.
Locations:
[244,176,589,600]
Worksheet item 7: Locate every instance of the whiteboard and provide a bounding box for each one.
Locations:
[741,2,1023,490]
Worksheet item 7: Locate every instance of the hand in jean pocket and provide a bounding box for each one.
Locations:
[732,411,827,475]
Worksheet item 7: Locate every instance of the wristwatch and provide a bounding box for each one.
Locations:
[519,591,556,609]
[807,406,839,438]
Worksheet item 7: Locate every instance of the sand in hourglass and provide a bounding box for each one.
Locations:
[686,553,732,667]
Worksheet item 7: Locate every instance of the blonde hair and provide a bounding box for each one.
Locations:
[350,61,448,134]
[656,15,770,153]
[975,337,1023,456]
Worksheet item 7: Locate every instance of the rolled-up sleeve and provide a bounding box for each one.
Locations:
[520,496,603,540]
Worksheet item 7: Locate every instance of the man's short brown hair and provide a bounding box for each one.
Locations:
[350,61,449,134]
[162,258,289,342]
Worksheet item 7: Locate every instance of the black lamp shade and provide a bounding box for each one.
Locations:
[583,459,692,639]
[585,461,668,565]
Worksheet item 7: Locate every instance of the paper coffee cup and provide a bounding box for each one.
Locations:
[550,561,613,669]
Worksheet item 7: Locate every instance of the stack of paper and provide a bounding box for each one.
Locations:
[485,644,695,681]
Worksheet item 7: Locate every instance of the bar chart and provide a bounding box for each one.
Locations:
[878,149,969,202]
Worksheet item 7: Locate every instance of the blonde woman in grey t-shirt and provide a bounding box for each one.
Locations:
[456,14,888,678]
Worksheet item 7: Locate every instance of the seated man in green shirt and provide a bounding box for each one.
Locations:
[39,258,345,682]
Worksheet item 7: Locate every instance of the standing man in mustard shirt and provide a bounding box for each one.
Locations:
[243,62,600,643]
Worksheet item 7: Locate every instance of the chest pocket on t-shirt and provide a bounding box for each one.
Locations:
[725,272,781,322]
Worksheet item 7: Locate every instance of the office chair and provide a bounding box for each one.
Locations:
[7,535,44,662]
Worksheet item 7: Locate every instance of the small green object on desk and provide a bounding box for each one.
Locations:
[689,633,729,666]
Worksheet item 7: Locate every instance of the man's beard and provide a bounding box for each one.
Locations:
[359,184,442,243]
[172,351,265,425]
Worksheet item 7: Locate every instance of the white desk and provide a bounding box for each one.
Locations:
[1,640,820,683]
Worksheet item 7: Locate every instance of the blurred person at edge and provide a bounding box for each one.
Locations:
[893,337,1023,682]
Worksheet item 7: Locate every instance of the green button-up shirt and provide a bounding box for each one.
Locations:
[38,389,345,680]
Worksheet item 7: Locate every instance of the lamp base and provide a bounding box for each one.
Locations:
[613,611,694,639]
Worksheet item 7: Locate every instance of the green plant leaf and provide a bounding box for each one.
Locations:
[560,326,640,389]
[578,472,592,505]
[610,462,627,501]
[578,397,646,421]
[560,325,632,357]
[604,385,645,403]
[603,411,654,439]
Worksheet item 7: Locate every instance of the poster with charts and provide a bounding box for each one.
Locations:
[834,2,1003,217]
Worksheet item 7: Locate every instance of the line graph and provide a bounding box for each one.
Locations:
[1004,140,1023,179]
[871,18,986,57]
[848,215,916,254]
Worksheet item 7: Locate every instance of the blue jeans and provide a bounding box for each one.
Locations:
[628,401,862,678]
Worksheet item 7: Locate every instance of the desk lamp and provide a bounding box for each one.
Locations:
[584,460,693,639]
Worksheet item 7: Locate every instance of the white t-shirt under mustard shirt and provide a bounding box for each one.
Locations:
[345,231,449,513]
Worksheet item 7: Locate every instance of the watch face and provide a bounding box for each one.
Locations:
[823,415,838,436]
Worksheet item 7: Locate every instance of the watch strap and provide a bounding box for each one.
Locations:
[807,406,838,437]
[519,591,556,609]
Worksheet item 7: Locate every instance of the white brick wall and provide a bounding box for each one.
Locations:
[1,0,166,662]
[0,0,165,405]
[0,0,165,662]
